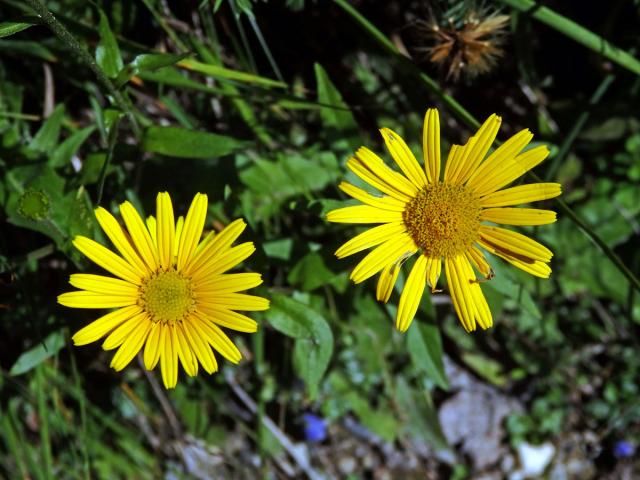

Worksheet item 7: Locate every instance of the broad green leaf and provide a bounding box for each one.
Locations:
[96,11,123,78]
[10,330,65,376]
[287,252,340,291]
[407,323,449,390]
[29,104,65,153]
[268,295,334,399]
[49,126,95,168]
[0,22,34,38]
[263,238,293,261]
[461,352,507,387]
[142,126,249,159]
[178,58,287,89]
[314,63,357,131]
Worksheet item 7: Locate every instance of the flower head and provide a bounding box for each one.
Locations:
[59,192,269,388]
[327,108,561,333]
[418,6,509,81]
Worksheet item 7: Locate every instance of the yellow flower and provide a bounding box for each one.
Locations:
[327,109,561,333]
[59,192,269,388]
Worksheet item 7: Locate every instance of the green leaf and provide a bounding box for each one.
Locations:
[29,104,65,153]
[0,39,56,62]
[287,252,339,291]
[115,53,190,88]
[141,126,249,159]
[178,58,287,89]
[314,63,357,131]
[96,11,123,78]
[268,295,334,399]
[10,330,65,376]
[49,126,96,168]
[0,22,34,38]
[406,323,449,389]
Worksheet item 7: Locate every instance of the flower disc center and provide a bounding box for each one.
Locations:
[403,183,481,258]
[140,270,195,324]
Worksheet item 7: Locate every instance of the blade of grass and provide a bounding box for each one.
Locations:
[69,346,91,480]
[36,365,53,480]
[138,0,188,52]
[500,0,640,76]
[545,72,615,180]
[333,0,640,295]
[246,14,284,83]
[228,0,258,73]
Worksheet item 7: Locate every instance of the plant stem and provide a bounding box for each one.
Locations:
[24,0,141,138]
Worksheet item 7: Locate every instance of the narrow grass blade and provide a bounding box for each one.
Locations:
[501,0,640,76]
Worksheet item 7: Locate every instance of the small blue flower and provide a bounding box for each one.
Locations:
[613,440,634,459]
[302,413,327,442]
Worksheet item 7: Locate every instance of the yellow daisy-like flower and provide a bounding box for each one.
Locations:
[58,192,269,388]
[327,108,561,333]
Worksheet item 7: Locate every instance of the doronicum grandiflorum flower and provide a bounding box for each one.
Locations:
[327,108,561,333]
[58,192,269,388]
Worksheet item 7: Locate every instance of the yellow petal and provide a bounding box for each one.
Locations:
[120,201,159,271]
[143,323,163,370]
[160,325,178,389]
[380,127,428,188]
[480,208,557,226]
[396,255,427,332]
[72,236,142,285]
[338,182,406,211]
[177,193,208,270]
[72,305,141,346]
[350,234,417,284]
[197,306,258,332]
[184,218,246,276]
[183,316,218,374]
[174,215,184,258]
[455,114,502,184]
[110,318,151,371]
[473,145,549,197]
[479,225,553,262]
[195,314,242,364]
[58,291,136,309]
[102,311,148,350]
[334,222,406,258]
[94,207,149,277]
[347,148,418,201]
[426,256,442,292]
[156,192,175,270]
[482,243,552,278]
[376,262,400,303]
[466,128,533,191]
[422,108,441,183]
[465,245,493,278]
[194,272,263,294]
[480,183,562,207]
[445,256,476,332]
[146,215,157,248]
[191,242,256,281]
[326,205,403,224]
[175,324,198,377]
[469,279,492,330]
[200,293,270,311]
[69,273,139,296]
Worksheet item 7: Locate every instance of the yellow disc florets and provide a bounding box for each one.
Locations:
[403,183,481,258]
[139,270,195,324]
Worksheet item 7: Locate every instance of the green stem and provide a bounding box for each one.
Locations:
[500,0,640,76]
[24,0,141,138]
[333,0,640,295]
